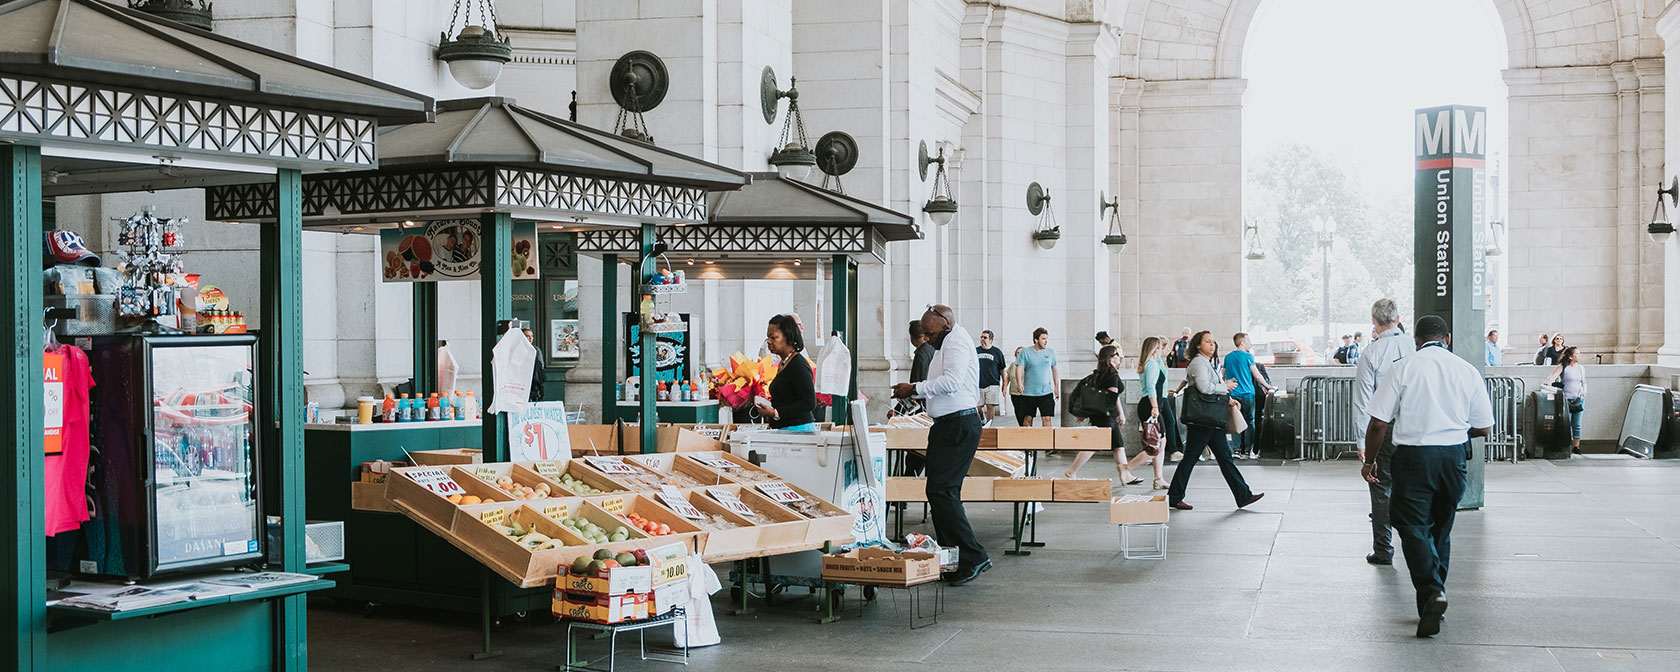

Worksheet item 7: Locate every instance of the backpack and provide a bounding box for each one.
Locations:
[1171,338,1189,367]
[1069,372,1120,419]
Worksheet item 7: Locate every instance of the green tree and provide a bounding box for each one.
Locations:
[1245,145,1414,345]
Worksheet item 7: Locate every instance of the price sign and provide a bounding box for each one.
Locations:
[755,481,805,503]
[532,461,562,478]
[507,401,572,461]
[694,427,723,440]
[692,455,738,470]
[479,507,506,528]
[408,468,465,496]
[585,457,639,475]
[706,488,756,519]
[597,496,625,515]
[474,465,500,482]
[542,504,568,521]
[658,485,705,520]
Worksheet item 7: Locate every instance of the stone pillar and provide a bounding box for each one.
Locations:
[1132,78,1247,341]
[1110,77,1143,344]
[1064,23,1116,365]
[1660,4,1680,364]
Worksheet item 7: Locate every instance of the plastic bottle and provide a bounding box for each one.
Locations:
[453,391,466,420]
[656,381,668,401]
[463,391,479,420]
[425,393,440,421]
[438,393,452,422]
[381,394,397,423]
[398,393,412,422]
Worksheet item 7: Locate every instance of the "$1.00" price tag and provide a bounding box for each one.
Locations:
[409,467,465,496]
[658,485,705,520]
[755,481,805,504]
[706,488,755,519]
[585,457,639,475]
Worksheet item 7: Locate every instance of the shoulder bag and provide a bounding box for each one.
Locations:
[1181,390,1229,429]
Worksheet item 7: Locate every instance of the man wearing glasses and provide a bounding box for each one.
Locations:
[892,304,991,585]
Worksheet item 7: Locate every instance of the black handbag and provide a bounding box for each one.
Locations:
[1182,390,1230,429]
[1567,397,1584,413]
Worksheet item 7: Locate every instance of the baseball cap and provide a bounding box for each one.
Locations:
[45,230,100,267]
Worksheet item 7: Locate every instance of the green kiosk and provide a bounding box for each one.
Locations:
[204,97,748,651]
[1,1,431,669]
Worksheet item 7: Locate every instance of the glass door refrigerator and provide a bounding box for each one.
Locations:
[91,334,263,579]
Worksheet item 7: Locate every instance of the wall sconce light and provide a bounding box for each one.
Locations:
[815,131,857,195]
[1028,182,1059,250]
[611,51,668,143]
[130,0,213,30]
[1484,219,1505,257]
[1099,192,1126,250]
[1649,177,1677,244]
[761,68,815,181]
[437,0,512,90]
[1244,219,1266,260]
[918,141,957,226]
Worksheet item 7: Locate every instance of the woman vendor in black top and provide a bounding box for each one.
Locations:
[757,314,818,430]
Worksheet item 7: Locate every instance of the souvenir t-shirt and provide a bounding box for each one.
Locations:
[45,343,95,536]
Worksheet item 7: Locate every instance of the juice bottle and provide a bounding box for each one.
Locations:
[464,391,479,420]
[656,381,668,401]
[381,393,397,423]
[438,393,452,421]
[426,393,441,421]
[453,391,466,420]
[398,393,413,422]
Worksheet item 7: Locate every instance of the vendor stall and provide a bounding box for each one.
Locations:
[205,97,748,636]
[1,1,430,669]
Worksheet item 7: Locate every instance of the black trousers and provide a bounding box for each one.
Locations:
[1232,394,1256,455]
[1167,424,1254,506]
[925,411,988,571]
[1390,443,1467,613]
[1368,438,1395,556]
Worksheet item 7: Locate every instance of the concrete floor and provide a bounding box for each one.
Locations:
[308,457,1680,671]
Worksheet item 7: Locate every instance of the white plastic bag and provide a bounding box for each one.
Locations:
[814,334,852,396]
[485,330,536,415]
[672,554,722,647]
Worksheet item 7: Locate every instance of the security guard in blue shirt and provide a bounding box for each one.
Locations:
[1362,315,1495,638]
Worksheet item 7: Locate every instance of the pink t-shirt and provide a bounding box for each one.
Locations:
[45,344,94,536]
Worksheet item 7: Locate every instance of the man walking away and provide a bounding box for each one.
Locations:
[1350,332,1364,364]
[892,305,991,586]
[1533,333,1550,365]
[976,330,1006,422]
[1353,299,1414,567]
[1223,333,1273,459]
[1362,315,1495,638]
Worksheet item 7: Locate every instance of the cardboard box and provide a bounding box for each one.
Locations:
[350,481,398,512]
[557,565,654,596]
[649,577,689,615]
[979,427,1051,449]
[553,591,647,624]
[884,477,995,502]
[1052,478,1112,502]
[657,426,728,453]
[820,548,941,586]
[993,477,1054,502]
[1110,495,1170,525]
[567,424,638,456]
[1056,427,1108,451]
[358,460,407,483]
[409,448,482,466]
[384,465,513,527]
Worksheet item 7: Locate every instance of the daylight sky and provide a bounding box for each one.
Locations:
[1243,0,1510,204]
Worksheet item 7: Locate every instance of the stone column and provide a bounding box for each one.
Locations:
[1064,23,1116,366]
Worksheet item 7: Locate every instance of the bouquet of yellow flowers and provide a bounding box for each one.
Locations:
[712,351,780,409]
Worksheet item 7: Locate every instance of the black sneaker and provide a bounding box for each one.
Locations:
[1366,553,1393,566]
[944,558,993,586]
[1417,593,1448,638]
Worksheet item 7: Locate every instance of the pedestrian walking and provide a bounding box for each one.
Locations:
[1543,346,1588,454]
[1361,315,1495,638]
[1350,331,1365,363]
[1132,335,1171,489]
[1535,333,1564,366]
[1004,346,1025,420]
[1015,327,1060,427]
[1064,345,1139,483]
[1485,329,1502,367]
[1223,333,1274,459]
[1166,330,1265,511]
[976,330,1007,422]
[891,305,991,586]
[1352,298,1415,566]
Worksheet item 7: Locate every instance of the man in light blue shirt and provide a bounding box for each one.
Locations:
[1484,329,1502,366]
[1223,333,1272,459]
[1353,298,1416,567]
[1014,328,1059,427]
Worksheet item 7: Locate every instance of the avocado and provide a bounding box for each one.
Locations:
[570,556,593,574]
[614,552,637,567]
[593,548,616,560]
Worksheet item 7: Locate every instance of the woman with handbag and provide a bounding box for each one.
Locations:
[1167,330,1264,511]
[1543,346,1587,454]
[1064,346,1141,483]
[1129,336,1171,489]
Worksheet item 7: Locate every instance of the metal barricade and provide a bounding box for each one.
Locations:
[1483,377,1524,463]
[1296,376,1360,461]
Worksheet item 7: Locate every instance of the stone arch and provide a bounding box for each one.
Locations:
[1210,0,1536,79]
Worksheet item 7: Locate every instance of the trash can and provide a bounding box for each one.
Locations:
[1526,387,1571,460]
[1258,387,1297,460]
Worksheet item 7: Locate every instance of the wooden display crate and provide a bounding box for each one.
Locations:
[350,481,397,512]
[884,476,996,502]
[604,494,705,548]
[567,424,638,456]
[451,501,593,581]
[1110,495,1170,525]
[518,460,632,497]
[993,477,1054,502]
[677,451,775,484]
[698,484,809,548]
[1056,427,1108,451]
[873,426,930,448]
[409,448,482,465]
[744,480,855,545]
[968,452,1023,477]
[625,453,737,489]
[459,462,561,500]
[679,489,761,558]
[657,425,729,453]
[385,465,513,527]
[1052,478,1112,502]
[979,427,1050,449]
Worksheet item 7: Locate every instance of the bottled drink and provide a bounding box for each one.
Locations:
[453,390,466,420]
[381,394,397,423]
[438,393,452,422]
[426,393,441,421]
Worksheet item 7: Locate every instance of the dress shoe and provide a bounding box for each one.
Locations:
[1416,593,1448,638]
[1170,501,1194,510]
[1366,553,1392,566]
[1239,493,1265,508]
[944,558,993,586]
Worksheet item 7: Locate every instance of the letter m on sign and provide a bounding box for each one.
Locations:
[1454,108,1486,157]
[1416,110,1450,158]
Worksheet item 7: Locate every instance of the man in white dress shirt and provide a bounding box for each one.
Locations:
[1362,315,1495,638]
[1353,299,1414,566]
[892,304,991,585]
